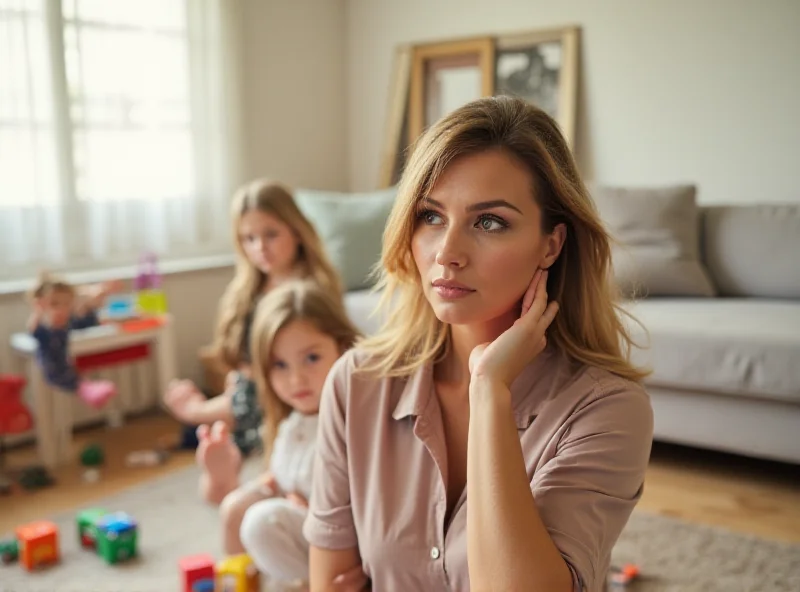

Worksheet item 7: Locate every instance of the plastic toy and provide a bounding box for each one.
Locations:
[104,293,137,321]
[0,537,18,564]
[134,253,168,316]
[80,443,105,467]
[216,554,260,592]
[0,374,33,493]
[95,511,137,564]
[77,508,108,549]
[179,553,216,592]
[610,563,641,587]
[192,579,216,592]
[15,520,59,571]
[18,465,55,490]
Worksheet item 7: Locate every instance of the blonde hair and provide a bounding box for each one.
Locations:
[360,95,648,382]
[250,280,360,462]
[213,180,344,367]
[28,271,74,301]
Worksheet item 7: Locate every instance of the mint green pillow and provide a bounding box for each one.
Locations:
[294,187,397,291]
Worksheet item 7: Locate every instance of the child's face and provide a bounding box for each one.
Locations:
[42,290,74,328]
[238,210,300,277]
[268,319,340,415]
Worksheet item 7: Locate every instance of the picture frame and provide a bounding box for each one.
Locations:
[494,26,580,148]
[378,46,412,189]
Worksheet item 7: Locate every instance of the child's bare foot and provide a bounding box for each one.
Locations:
[196,421,241,504]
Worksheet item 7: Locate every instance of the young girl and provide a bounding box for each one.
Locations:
[196,280,359,590]
[163,179,343,500]
[26,272,121,407]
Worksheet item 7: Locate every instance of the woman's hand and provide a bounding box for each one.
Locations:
[468,269,559,389]
[332,565,370,591]
[286,491,309,509]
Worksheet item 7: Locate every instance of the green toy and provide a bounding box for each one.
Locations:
[96,512,137,564]
[80,444,105,467]
[0,537,18,564]
[77,508,108,549]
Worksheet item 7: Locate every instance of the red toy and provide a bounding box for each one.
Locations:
[179,553,216,592]
[15,520,59,571]
[0,374,33,493]
[610,563,641,586]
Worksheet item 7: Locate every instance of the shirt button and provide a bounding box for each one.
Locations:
[430,546,441,560]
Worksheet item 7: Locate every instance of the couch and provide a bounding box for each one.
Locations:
[297,186,800,465]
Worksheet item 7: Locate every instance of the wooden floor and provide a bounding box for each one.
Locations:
[2,414,799,543]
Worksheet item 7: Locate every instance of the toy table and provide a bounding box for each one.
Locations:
[10,316,178,469]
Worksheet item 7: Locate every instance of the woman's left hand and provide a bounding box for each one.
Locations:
[468,269,559,390]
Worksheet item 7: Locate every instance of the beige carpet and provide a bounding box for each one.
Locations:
[1,461,798,592]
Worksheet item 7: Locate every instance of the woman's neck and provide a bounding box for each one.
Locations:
[436,309,518,387]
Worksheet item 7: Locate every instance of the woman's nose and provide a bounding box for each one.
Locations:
[435,227,467,269]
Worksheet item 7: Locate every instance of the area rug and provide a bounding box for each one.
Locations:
[1,461,798,592]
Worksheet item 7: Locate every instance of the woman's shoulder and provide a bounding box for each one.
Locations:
[574,364,653,431]
[325,347,417,406]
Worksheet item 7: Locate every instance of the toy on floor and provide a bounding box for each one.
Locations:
[0,374,34,494]
[0,537,18,564]
[15,520,59,571]
[179,553,216,592]
[18,465,55,490]
[216,554,260,592]
[76,508,108,549]
[134,252,169,316]
[610,563,641,587]
[95,511,138,564]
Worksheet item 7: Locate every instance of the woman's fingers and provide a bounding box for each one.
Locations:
[333,565,369,591]
[521,269,542,315]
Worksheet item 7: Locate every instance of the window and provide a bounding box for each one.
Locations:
[0,0,241,279]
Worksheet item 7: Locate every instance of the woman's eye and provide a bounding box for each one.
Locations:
[418,209,443,225]
[476,215,507,232]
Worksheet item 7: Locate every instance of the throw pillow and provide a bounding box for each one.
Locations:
[592,184,716,297]
[294,187,397,291]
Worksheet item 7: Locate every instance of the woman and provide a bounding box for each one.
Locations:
[304,96,654,591]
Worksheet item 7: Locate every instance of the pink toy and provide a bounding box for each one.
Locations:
[179,553,216,592]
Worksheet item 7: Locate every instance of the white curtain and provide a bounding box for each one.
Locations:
[0,0,244,279]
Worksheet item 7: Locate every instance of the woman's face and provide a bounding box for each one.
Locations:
[238,209,299,277]
[411,148,564,327]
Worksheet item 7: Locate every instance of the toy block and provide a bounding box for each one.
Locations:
[179,553,216,592]
[76,508,108,549]
[216,554,260,592]
[0,537,18,564]
[192,578,216,592]
[15,520,59,570]
[96,511,137,564]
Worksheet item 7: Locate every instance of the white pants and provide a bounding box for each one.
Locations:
[240,496,309,583]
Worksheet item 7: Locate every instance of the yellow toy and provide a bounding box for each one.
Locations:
[216,554,259,592]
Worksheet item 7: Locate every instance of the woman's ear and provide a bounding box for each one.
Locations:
[540,223,567,270]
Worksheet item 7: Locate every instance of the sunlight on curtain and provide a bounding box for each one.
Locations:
[0,0,243,279]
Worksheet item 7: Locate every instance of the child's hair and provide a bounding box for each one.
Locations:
[213,179,344,367]
[249,280,360,462]
[28,271,74,301]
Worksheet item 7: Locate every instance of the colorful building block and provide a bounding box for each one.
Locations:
[96,511,137,564]
[192,578,216,592]
[216,554,260,592]
[0,537,18,564]
[15,520,59,570]
[179,553,216,592]
[76,508,108,549]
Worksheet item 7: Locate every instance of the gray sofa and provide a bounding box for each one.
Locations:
[297,187,799,465]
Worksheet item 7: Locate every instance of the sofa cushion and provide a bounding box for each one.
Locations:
[344,289,384,336]
[294,187,396,291]
[622,299,800,403]
[702,204,800,298]
[592,185,716,297]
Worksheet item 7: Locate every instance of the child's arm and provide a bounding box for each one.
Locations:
[164,380,234,426]
[75,280,123,316]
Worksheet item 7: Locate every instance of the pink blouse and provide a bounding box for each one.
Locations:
[304,347,653,591]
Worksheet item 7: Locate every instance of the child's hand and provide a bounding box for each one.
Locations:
[164,380,205,424]
[285,491,309,509]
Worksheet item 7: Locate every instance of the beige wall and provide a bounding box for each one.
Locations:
[346,0,800,204]
[241,0,348,190]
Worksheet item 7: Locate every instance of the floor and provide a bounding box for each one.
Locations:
[2,413,799,543]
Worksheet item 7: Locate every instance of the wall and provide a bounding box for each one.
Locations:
[241,0,348,190]
[345,0,800,204]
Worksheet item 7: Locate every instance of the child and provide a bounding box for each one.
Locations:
[26,272,120,408]
[196,280,359,589]
[163,180,343,462]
